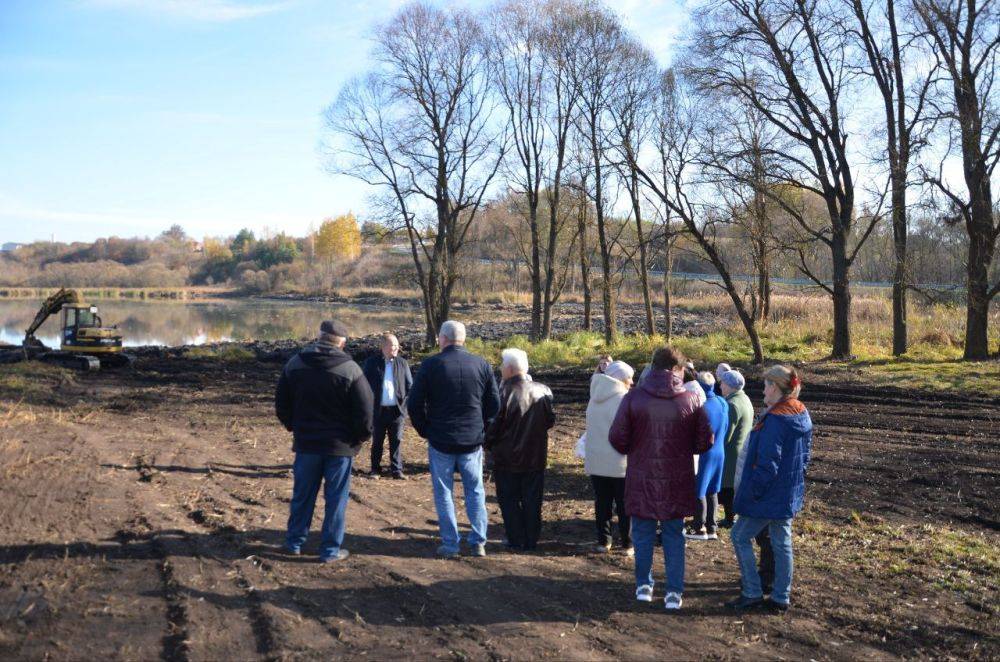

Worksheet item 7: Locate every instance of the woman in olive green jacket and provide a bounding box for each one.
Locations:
[719,370,753,526]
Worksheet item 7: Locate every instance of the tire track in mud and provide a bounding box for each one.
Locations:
[154,550,191,662]
[121,442,288,661]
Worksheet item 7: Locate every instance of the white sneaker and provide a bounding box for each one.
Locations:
[684,527,709,540]
[636,585,654,603]
[664,592,683,610]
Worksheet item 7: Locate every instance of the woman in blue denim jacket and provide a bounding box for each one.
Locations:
[727,365,813,612]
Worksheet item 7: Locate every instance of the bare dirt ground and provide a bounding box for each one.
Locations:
[0,353,997,661]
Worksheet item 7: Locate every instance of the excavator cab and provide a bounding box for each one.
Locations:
[60,302,123,354]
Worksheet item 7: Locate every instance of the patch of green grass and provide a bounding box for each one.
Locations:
[800,508,1000,602]
[184,345,256,362]
[454,325,998,396]
[0,361,73,394]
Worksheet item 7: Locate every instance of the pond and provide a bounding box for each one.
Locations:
[0,298,424,348]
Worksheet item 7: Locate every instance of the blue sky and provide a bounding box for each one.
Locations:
[0,0,685,244]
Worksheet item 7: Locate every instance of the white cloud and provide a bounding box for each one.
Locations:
[82,0,298,22]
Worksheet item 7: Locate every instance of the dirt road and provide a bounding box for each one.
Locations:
[1,354,997,660]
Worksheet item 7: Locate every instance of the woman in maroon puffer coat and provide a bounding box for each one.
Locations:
[609,346,713,611]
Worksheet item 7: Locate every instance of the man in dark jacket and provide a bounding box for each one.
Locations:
[609,346,713,611]
[484,348,554,552]
[362,333,413,479]
[275,320,373,563]
[407,320,500,558]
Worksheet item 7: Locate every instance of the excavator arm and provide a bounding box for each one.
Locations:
[24,288,82,346]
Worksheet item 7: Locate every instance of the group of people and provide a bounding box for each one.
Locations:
[274,318,813,613]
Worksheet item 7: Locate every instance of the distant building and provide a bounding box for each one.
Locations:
[1,242,24,252]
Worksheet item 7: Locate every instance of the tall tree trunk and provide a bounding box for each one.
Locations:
[578,203,592,332]
[959,108,997,360]
[529,205,542,341]
[964,201,995,360]
[663,235,673,341]
[831,236,853,359]
[590,133,617,344]
[630,171,655,335]
[891,180,908,356]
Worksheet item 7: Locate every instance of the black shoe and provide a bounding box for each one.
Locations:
[764,598,789,612]
[726,595,765,610]
[719,518,734,529]
[390,472,405,480]
[367,468,382,479]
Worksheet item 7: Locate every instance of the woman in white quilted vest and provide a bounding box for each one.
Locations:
[584,360,634,555]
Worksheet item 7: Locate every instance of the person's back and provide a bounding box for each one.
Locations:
[700,384,729,463]
[735,400,813,519]
[486,375,554,473]
[584,372,629,478]
[724,387,754,490]
[608,347,713,611]
[408,344,500,453]
[276,340,373,454]
[274,320,373,564]
[407,320,500,558]
[610,368,713,521]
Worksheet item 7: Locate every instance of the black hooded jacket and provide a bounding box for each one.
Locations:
[275,341,374,456]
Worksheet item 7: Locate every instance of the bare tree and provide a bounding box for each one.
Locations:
[913,0,999,359]
[629,70,766,364]
[849,0,936,355]
[487,0,584,340]
[701,97,786,323]
[326,3,505,344]
[565,3,630,343]
[688,0,880,359]
[540,1,587,338]
[608,40,661,335]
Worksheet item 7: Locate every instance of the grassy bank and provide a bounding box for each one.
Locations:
[462,326,999,397]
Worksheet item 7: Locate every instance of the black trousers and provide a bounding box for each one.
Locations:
[590,475,630,547]
[719,487,735,524]
[371,407,404,475]
[494,469,545,550]
[756,527,776,589]
[692,493,719,532]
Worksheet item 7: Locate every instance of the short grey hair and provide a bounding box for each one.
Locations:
[439,320,466,344]
[500,348,529,374]
[697,370,716,385]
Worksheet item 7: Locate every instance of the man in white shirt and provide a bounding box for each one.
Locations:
[362,333,413,479]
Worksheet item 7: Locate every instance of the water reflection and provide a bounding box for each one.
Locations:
[0,299,424,347]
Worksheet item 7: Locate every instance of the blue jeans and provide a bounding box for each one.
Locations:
[632,517,685,594]
[731,516,793,604]
[428,446,488,552]
[286,453,353,561]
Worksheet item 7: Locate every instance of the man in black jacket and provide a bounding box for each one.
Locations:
[485,348,555,552]
[362,333,413,479]
[275,320,373,563]
[407,320,500,558]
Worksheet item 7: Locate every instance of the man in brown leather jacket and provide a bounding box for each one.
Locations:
[484,348,555,551]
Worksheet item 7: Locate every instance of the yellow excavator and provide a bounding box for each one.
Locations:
[19,288,130,370]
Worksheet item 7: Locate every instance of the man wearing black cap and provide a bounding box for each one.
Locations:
[275,319,374,562]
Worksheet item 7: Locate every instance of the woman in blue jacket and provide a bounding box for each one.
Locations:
[727,365,812,612]
[685,371,728,540]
